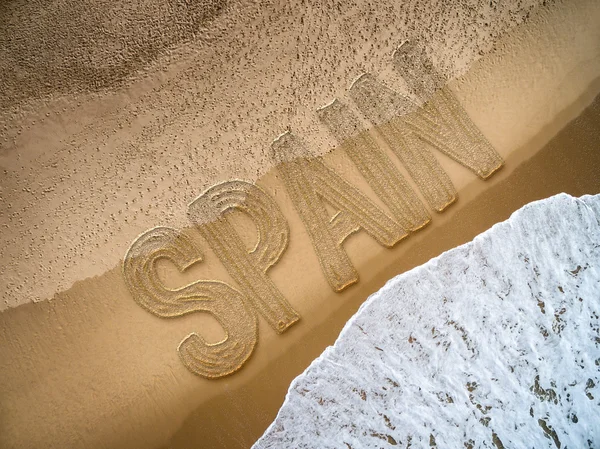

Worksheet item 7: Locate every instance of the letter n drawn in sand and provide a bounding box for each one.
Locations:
[392,40,504,179]
[188,180,300,334]
[123,227,257,379]
[272,132,408,293]
[349,73,458,212]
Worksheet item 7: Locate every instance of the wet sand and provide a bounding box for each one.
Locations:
[165,88,600,449]
[1,1,600,449]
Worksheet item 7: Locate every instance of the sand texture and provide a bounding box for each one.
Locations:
[1,0,600,447]
[4,0,587,311]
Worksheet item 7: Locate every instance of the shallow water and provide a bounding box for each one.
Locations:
[255,193,600,448]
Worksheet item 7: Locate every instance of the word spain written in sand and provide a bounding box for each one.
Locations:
[123,43,504,379]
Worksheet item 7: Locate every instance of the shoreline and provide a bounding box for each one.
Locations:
[1,1,600,448]
[167,89,600,449]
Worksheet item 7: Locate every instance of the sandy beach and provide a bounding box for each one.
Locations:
[1,0,600,448]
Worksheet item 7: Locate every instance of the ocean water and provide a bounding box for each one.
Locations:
[254,193,600,448]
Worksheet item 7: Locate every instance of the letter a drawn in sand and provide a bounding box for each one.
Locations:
[123,227,258,379]
[188,180,300,333]
[272,132,408,293]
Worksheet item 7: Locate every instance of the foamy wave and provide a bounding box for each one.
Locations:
[254,193,600,448]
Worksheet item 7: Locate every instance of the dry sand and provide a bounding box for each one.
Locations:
[1,0,600,448]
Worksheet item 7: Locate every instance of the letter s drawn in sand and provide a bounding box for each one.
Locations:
[123,227,258,379]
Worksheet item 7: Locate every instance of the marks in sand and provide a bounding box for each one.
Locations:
[123,42,504,378]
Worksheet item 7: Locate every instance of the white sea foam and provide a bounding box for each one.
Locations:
[254,193,600,448]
